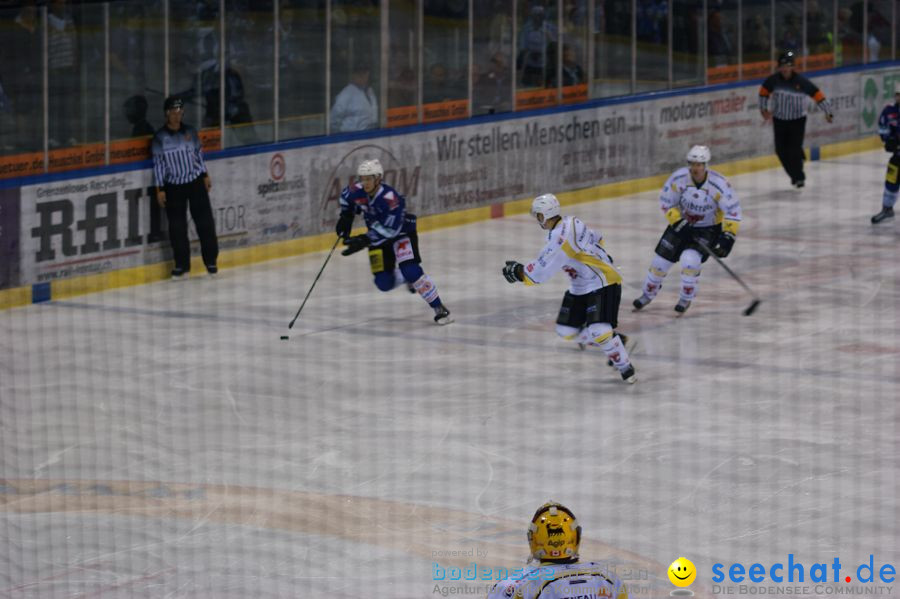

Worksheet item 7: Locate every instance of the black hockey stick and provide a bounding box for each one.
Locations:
[695,238,761,316]
[287,236,342,330]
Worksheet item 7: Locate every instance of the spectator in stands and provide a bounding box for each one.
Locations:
[546,43,586,87]
[124,95,155,138]
[708,9,734,66]
[330,65,378,133]
[806,0,832,55]
[48,0,80,148]
[424,63,465,104]
[2,0,42,152]
[743,14,770,59]
[518,4,558,88]
[474,51,513,115]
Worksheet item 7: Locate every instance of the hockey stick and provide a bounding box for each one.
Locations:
[287,236,342,330]
[695,238,761,316]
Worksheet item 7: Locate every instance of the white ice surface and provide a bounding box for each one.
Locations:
[1,152,898,598]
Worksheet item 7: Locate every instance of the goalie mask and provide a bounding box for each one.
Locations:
[528,502,581,562]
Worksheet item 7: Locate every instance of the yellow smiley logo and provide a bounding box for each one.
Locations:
[668,557,697,587]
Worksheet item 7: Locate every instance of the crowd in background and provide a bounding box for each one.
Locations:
[0,0,890,169]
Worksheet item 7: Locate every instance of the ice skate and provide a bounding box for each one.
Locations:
[674,298,691,314]
[620,364,637,384]
[632,294,652,311]
[871,206,894,224]
[433,305,453,325]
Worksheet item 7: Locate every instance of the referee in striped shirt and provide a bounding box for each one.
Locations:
[759,51,834,188]
[152,96,219,278]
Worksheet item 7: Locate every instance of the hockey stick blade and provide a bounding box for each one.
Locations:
[695,238,760,316]
[743,299,761,316]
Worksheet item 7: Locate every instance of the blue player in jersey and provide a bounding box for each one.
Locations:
[336,159,453,324]
[872,81,900,224]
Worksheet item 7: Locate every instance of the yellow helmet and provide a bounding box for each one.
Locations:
[527,502,581,562]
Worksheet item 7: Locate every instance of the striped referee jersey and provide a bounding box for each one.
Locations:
[151,124,207,186]
[758,71,833,121]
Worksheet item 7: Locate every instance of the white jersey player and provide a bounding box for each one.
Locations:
[487,502,629,599]
[632,145,741,314]
[502,194,636,384]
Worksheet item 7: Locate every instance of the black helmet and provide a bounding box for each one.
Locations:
[778,51,796,66]
[163,96,184,112]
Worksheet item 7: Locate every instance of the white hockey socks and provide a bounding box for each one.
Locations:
[679,248,703,301]
[412,274,440,304]
[642,255,674,299]
[593,327,631,371]
[566,323,632,372]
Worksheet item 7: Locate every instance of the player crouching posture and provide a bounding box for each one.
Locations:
[336,159,452,324]
[487,502,629,599]
[633,145,741,314]
[503,194,636,384]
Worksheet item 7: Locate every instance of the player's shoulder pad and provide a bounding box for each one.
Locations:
[378,182,403,196]
[707,169,732,191]
[667,167,690,187]
[549,216,573,246]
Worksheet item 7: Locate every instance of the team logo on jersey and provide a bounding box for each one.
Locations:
[385,191,400,210]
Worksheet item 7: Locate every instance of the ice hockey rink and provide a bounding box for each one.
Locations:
[1,149,898,599]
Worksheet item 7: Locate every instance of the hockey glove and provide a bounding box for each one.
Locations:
[711,231,735,258]
[672,219,695,242]
[502,261,525,283]
[885,138,899,153]
[335,211,354,239]
[341,234,370,256]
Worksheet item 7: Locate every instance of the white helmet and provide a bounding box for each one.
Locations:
[686,145,711,164]
[531,193,561,221]
[357,159,384,177]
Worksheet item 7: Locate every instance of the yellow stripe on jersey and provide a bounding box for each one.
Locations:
[561,241,623,285]
[722,219,740,235]
[665,206,683,224]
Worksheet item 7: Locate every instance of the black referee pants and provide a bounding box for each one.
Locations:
[164,176,219,272]
[773,116,807,184]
